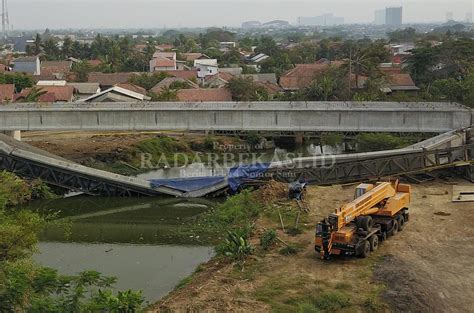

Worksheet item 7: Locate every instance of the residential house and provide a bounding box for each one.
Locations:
[205,72,235,88]
[150,77,199,94]
[219,42,237,52]
[194,59,219,80]
[12,57,41,75]
[254,81,282,98]
[16,86,75,103]
[66,82,101,100]
[182,53,210,63]
[249,53,269,64]
[350,72,419,95]
[79,86,151,103]
[177,88,232,102]
[88,72,139,89]
[150,52,177,72]
[0,84,15,103]
[279,61,343,91]
[220,67,243,76]
[40,61,73,79]
[384,73,420,94]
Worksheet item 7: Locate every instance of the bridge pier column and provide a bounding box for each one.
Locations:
[4,130,21,141]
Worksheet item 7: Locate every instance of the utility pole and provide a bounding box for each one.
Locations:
[1,0,9,39]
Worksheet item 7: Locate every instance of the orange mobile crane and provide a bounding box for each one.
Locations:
[315,180,410,259]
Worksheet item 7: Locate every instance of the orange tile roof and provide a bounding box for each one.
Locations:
[166,70,198,80]
[279,61,344,90]
[177,88,232,102]
[40,61,72,76]
[88,72,139,86]
[388,73,416,87]
[0,84,15,103]
[38,86,74,102]
[151,57,176,68]
[182,53,209,62]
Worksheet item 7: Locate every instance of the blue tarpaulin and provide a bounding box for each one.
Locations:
[149,176,225,193]
[228,163,270,192]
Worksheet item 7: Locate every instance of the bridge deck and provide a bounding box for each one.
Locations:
[0,101,471,133]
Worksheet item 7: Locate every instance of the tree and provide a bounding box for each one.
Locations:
[61,36,73,58]
[227,77,268,101]
[41,38,60,60]
[0,73,34,92]
[20,87,47,102]
[152,87,178,101]
[33,34,42,55]
[129,72,169,91]
[0,172,144,312]
[72,61,92,82]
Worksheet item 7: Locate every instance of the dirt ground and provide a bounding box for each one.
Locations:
[21,131,199,163]
[151,180,474,313]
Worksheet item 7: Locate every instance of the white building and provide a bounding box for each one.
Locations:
[194,59,219,79]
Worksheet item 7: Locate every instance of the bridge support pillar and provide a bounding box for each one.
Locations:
[295,132,304,146]
[5,130,21,141]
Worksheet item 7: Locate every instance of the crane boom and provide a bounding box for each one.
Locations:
[331,182,397,230]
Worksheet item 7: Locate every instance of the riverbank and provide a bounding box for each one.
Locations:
[23,131,262,176]
[150,179,474,312]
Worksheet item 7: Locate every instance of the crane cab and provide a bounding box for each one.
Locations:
[354,183,374,199]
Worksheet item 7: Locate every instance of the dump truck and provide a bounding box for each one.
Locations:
[315,180,410,259]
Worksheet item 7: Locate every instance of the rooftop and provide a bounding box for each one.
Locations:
[177,88,232,102]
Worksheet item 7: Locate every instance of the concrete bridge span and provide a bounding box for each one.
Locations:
[0,101,471,134]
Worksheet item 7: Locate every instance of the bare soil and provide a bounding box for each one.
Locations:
[151,180,474,312]
[22,131,189,163]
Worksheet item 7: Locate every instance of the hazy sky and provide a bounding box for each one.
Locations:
[8,0,474,30]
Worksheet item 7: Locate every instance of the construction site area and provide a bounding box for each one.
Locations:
[152,179,474,312]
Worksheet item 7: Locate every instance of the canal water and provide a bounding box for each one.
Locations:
[28,196,217,303]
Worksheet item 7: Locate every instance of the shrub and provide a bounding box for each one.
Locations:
[356,133,408,152]
[260,229,277,250]
[279,246,298,256]
[216,230,254,263]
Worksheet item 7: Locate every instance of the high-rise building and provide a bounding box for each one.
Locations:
[374,9,386,25]
[385,7,403,27]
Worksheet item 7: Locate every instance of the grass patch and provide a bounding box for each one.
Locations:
[279,246,298,256]
[260,229,277,250]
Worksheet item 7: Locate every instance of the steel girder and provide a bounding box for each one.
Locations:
[0,153,158,197]
[268,144,474,185]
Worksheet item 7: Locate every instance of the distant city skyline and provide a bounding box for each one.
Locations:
[7,0,474,30]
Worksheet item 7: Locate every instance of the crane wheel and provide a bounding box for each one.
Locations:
[391,220,399,236]
[359,240,371,258]
[358,216,373,231]
[397,215,405,231]
[369,235,379,251]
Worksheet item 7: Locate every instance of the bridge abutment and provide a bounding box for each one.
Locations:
[2,130,21,141]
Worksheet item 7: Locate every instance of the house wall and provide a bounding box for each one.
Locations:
[196,64,219,78]
[13,59,40,75]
